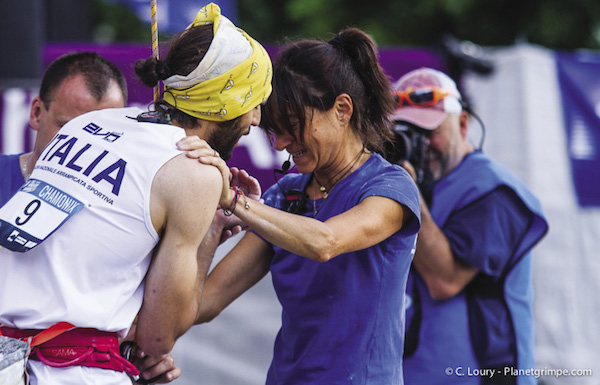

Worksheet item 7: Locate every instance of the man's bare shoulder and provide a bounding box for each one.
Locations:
[150,153,222,233]
[155,153,222,191]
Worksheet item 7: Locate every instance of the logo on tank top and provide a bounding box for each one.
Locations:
[40,126,127,196]
[83,122,123,142]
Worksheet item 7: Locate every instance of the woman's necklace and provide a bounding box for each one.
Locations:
[21,152,32,181]
[312,188,319,217]
[313,146,365,199]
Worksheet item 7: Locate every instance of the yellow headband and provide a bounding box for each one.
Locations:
[163,3,272,122]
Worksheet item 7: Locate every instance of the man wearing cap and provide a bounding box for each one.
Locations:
[0,3,271,384]
[392,68,548,385]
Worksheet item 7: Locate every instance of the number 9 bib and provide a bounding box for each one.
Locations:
[0,179,84,252]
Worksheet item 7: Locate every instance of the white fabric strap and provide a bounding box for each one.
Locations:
[163,15,252,88]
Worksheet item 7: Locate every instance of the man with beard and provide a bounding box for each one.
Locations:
[392,68,548,385]
[0,50,180,384]
[0,3,271,384]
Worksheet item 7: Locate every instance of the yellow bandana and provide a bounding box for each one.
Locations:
[163,3,272,122]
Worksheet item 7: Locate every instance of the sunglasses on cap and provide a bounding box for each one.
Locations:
[395,87,457,108]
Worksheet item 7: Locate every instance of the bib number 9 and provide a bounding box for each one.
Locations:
[15,199,42,226]
[0,179,84,252]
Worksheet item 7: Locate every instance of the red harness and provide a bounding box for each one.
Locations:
[0,323,138,376]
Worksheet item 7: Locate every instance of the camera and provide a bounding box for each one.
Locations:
[385,122,429,180]
[385,122,435,205]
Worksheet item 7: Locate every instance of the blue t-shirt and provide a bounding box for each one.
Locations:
[261,153,421,385]
[0,154,25,207]
[403,152,548,385]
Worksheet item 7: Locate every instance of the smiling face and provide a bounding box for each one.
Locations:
[272,107,341,174]
[271,97,365,183]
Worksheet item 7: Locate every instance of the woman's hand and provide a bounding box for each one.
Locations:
[177,136,233,208]
[212,168,263,242]
[230,167,262,202]
[177,136,262,213]
[177,136,219,159]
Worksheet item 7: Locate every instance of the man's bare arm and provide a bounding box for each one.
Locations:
[135,154,222,356]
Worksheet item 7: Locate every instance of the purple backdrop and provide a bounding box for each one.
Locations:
[556,51,600,206]
[2,42,444,190]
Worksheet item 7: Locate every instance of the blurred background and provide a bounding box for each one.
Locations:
[1,1,599,384]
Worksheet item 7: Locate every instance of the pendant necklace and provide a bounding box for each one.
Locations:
[310,146,366,217]
[313,146,365,200]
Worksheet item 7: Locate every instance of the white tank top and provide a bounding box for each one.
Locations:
[0,107,185,337]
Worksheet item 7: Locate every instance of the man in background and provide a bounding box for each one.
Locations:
[392,67,548,385]
[0,51,126,206]
[0,51,180,382]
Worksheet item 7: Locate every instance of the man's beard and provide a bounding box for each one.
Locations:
[425,148,447,182]
[206,122,247,161]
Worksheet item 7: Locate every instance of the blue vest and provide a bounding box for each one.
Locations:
[403,152,548,385]
[0,154,25,207]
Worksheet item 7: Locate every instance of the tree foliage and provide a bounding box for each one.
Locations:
[237,0,600,50]
[93,0,600,50]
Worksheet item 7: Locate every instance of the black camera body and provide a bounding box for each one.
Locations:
[386,122,429,180]
[385,122,435,205]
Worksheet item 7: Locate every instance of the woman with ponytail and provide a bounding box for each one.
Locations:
[195,28,421,384]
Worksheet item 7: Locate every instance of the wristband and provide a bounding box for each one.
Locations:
[222,187,241,216]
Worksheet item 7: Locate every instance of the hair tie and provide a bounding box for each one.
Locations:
[156,59,171,80]
[328,35,351,61]
[328,35,343,49]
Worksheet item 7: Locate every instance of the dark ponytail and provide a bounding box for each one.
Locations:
[262,28,395,154]
[134,57,157,88]
[135,24,214,88]
[328,28,396,151]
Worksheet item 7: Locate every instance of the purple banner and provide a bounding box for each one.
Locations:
[1,43,443,191]
[556,52,600,206]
